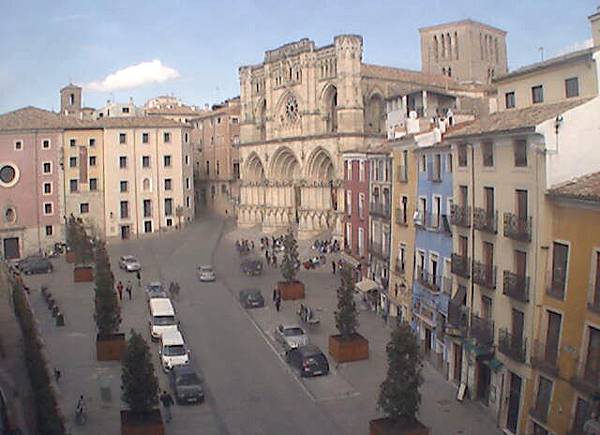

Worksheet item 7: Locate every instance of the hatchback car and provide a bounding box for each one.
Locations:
[169,365,204,405]
[21,257,53,275]
[239,289,265,308]
[275,324,309,350]
[240,259,263,276]
[145,281,168,300]
[119,255,141,272]
[197,265,216,282]
[286,344,330,377]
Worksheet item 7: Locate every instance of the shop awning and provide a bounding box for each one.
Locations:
[356,279,378,293]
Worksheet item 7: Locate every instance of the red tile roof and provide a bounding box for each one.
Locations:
[548,172,600,203]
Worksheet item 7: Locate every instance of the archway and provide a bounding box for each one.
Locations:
[269,147,301,181]
[322,85,338,133]
[244,152,265,181]
[306,147,334,181]
[365,93,385,134]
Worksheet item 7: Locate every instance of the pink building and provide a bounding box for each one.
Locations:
[342,150,370,278]
[0,107,65,258]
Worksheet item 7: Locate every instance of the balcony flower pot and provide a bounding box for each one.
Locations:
[328,333,369,363]
[278,280,305,300]
[120,409,164,435]
[369,417,430,435]
[65,251,76,263]
[96,333,126,361]
[74,264,94,282]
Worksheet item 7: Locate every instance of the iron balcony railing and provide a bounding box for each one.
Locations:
[503,212,532,242]
[447,300,468,337]
[503,271,530,303]
[473,261,497,290]
[498,328,527,363]
[451,253,470,278]
[394,261,406,276]
[469,313,494,347]
[450,204,471,228]
[473,208,498,234]
[546,277,566,300]
[570,357,600,396]
[395,208,408,226]
[370,202,391,219]
[530,339,560,378]
[397,167,408,183]
[415,267,441,293]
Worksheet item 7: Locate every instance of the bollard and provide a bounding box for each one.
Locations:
[56,313,64,327]
[51,305,59,318]
[41,286,48,298]
[47,297,55,310]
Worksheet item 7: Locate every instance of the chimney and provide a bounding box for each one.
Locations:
[590,7,600,47]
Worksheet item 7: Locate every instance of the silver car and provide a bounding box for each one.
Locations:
[119,255,141,272]
[275,324,309,350]
[197,265,216,282]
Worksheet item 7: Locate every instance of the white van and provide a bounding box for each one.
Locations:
[148,298,178,341]
[159,330,190,372]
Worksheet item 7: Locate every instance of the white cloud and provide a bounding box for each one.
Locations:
[85,60,180,93]
[554,38,593,57]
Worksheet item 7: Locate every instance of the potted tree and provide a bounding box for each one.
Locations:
[370,323,429,435]
[121,330,164,435]
[73,220,94,282]
[277,229,305,300]
[329,265,369,362]
[65,215,78,263]
[94,240,125,361]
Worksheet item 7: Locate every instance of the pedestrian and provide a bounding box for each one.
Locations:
[159,390,174,422]
[272,254,277,267]
[250,241,255,250]
[116,281,123,301]
[272,287,278,302]
[332,260,336,274]
[265,250,270,262]
[136,270,141,287]
[126,281,133,300]
[275,293,281,312]
[54,367,61,383]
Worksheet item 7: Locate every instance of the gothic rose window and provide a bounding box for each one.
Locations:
[285,96,299,123]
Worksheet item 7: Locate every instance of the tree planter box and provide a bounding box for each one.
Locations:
[97,333,126,361]
[369,417,430,435]
[278,281,305,300]
[65,251,76,263]
[74,265,94,282]
[121,409,164,435]
[329,333,369,363]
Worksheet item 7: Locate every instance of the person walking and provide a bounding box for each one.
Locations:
[331,260,336,274]
[125,281,133,300]
[272,287,278,303]
[275,292,281,312]
[116,281,123,301]
[160,390,174,422]
[136,270,141,287]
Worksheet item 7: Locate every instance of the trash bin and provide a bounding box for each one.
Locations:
[99,375,111,402]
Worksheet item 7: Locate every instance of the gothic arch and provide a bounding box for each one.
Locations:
[320,83,338,133]
[244,151,265,181]
[364,91,385,134]
[269,146,301,180]
[305,146,334,181]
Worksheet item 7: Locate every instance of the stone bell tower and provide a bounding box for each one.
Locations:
[60,83,82,116]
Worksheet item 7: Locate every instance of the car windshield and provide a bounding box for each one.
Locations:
[164,344,186,356]
[306,355,326,366]
[199,266,213,272]
[148,283,163,292]
[283,327,304,337]
[153,315,176,326]
[124,257,137,263]
[176,373,201,386]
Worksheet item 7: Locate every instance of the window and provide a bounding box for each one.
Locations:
[42,139,50,149]
[69,138,76,147]
[533,376,553,421]
[43,202,53,215]
[45,225,53,236]
[186,196,191,208]
[69,157,77,168]
[583,326,600,390]
[401,195,408,224]
[346,190,352,215]
[119,133,126,144]
[359,161,365,182]
[420,155,426,172]
[122,107,130,114]
[89,178,98,191]
[447,154,453,173]
[164,198,173,216]
[142,178,151,192]
[532,85,544,104]
[142,133,149,144]
[89,138,95,147]
[550,242,569,299]
[185,155,190,165]
[591,251,600,309]
[216,161,220,176]
[458,144,467,167]
[184,132,189,143]
[205,161,210,176]
[164,132,171,143]
[482,142,494,167]
[80,203,89,214]
[505,92,515,109]
[142,156,150,168]
[144,221,153,233]
[143,199,152,218]
[432,154,442,180]
[69,179,78,192]
[514,140,527,167]
[43,182,52,195]
[571,397,591,434]
[565,77,579,98]
[14,140,22,150]
[164,178,172,190]
[164,155,172,167]
[347,161,353,181]
[166,218,173,227]
[233,162,240,180]
[186,177,191,190]
[358,193,365,220]
[345,222,352,249]
[119,156,127,168]
[120,201,129,219]
[43,162,52,174]
[120,180,128,192]
[89,156,96,167]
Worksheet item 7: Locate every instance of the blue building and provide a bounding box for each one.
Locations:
[412,140,454,375]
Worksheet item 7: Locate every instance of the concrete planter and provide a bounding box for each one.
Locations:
[369,417,430,435]
[96,333,126,361]
[65,251,76,263]
[121,409,164,435]
[278,281,305,300]
[328,333,369,363]
[74,265,94,283]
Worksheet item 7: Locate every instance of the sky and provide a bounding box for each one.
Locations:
[0,0,597,113]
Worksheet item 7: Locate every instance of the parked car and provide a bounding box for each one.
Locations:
[21,257,53,275]
[145,281,168,300]
[240,258,263,276]
[119,255,141,272]
[148,298,179,341]
[286,344,330,377]
[239,289,265,309]
[169,365,204,405]
[159,330,190,372]
[196,265,216,282]
[16,255,44,271]
[275,323,309,350]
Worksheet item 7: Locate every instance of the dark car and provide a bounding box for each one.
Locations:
[21,257,53,275]
[239,289,265,308]
[16,255,44,271]
[286,344,330,377]
[240,259,263,276]
[169,365,204,405]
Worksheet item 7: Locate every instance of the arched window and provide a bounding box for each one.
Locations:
[433,35,439,61]
[258,100,267,141]
[441,34,446,58]
[447,33,452,61]
[365,94,385,134]
[448,67,452,77]
[454,31,459,60]
[142,178,151,192]
[324,85,338,133]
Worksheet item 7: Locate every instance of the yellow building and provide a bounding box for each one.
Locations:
[525,172,600,435]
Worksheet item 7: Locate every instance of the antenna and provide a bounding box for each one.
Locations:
[538,47,544,62]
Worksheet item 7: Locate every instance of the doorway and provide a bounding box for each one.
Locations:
[477,362,491,405]
[424,327,432,355]
[506,372,522,433]
[120,225,131,240]
[2,237,19,259]
[453,343,462,384]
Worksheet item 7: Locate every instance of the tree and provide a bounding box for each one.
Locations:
[377,322,423,423]
[75,219,94,264]
[280,228,299,283]
[121,330,159,415]
[334,264,359,339]
[94,240,121,336]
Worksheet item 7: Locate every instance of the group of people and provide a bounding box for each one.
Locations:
[115,280,134,301]
[235,239,254,254]
[260,235,284,251]
[311,238,340,254]
[168,281,181,299]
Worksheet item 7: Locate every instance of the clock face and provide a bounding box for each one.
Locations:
[285,96,299,122]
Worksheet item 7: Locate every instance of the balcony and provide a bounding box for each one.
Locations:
[397,167,408,183]
[447,300,468,337]
[498,328,527,363]
[451,253,470,278]
[450,204,471,228]
[570,358,600,396]
[415,268,441,293]
[370,242,388,261]
[370,202,391,219]
[472,261,497,290]
[503,271,530,303]
[530,339,559,378]
[473,208,498,234]
[546,277,566,300]
[503,212,532,242]
[469,314,494,347]
[395,208,408,226]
